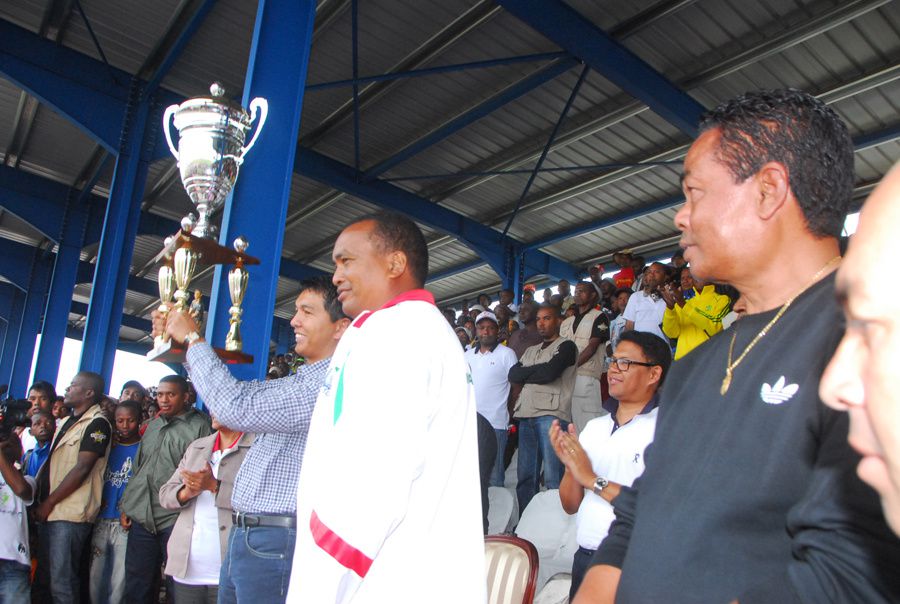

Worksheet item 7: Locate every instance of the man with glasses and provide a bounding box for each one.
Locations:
[551,331,670,600]
[509,304,578,512]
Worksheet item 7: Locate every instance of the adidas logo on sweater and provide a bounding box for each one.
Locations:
[760,376,799,405]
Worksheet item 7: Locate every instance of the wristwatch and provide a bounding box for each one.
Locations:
[184,331,202,346]
[592,476,609,495]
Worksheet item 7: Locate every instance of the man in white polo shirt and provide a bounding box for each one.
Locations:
[622,262,667,342]
[466,311,518,486]
[550,330,671,600]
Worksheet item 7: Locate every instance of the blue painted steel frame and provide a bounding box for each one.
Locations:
[0,289,25,392]
[9,252,53,396]
[496,0,705,137]
[206,0,317,380]
[80,85,157,383]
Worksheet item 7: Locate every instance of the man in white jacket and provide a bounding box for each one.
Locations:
[288,211,485,603]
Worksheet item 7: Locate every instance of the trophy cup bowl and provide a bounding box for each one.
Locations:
[162,83,268,239]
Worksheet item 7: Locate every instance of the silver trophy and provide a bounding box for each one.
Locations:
[162,82,268,239]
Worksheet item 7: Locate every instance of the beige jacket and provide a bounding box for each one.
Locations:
[159,431,254,579]
[560,307,608,380]
[46,403,111,522]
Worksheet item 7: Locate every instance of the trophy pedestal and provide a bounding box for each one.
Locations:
[214,348,254,365]
[146,341,187,363]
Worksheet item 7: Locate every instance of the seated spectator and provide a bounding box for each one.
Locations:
[160,418,252,603]
[550,331,671,599]
[21,410,54,477]
[90,400,142,604]
[0,432,36,602]
[661,268,730,359]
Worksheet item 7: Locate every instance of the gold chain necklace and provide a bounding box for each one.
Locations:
[720,256,841,396]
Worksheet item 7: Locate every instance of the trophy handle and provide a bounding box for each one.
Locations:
[163,104,180,161]
[240,98,268,157]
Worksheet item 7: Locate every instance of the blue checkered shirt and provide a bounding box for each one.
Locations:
[185,343,328,514]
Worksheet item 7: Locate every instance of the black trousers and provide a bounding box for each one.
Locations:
[124,522,173,604]
[570,546,596,601]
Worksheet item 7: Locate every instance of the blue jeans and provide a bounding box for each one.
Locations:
[90,518,129,604]
[490,429,508,487]
[124,522,173,604]
[218,525,296,604]
[41,520,94,604]
[0,559,30,603]
[515,415,567,513]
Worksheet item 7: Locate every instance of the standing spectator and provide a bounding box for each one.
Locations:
[52,396,69,424]
[630,256,646,291]
[551,331,670,599]
[498,288,518,314]
[576,90,900,603]
[494,304,512,344]
[661,269,730,359]
[119,381,147,403]
[607,288,632,357]
[33,371,112,604]
[156,276,350,604]
[509,304,578,512]
[160,419,252,603]
[289,212,485,602]
[119,375,211,604]
[670,250,686,268]
[465,311,518,486]
[0,432,35,602]
[507,301,542,360]
[610,252,634,290]
[90,400,141,604]
[19,380,56,454]
[21,410,54,477]
[558,279,575,312]
[560,282,610,433]
[621,262,667,342]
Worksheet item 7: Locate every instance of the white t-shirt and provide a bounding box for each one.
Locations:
[465,344,518,430]
[0,474,36,566]
[175,445,234,586]
[622,291,667,342]
[19,429,37,454]
[576,407,658,549]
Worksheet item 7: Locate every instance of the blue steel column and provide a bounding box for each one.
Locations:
[206,0,317,380]
[0,284,16,382]
[0,290,25,390]
[10,253,53,395]
[33,203,89,383]
[80,81,157,384]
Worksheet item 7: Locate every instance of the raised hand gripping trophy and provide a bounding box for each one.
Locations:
[147,83,265,363]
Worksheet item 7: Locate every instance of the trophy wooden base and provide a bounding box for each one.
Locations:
[146,341,253,365]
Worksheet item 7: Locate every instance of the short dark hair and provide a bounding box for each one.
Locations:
[672,251,684,259]
[299,276,349,322]
[120,380,146,396]
[614,287,632,298]
[28,380,56,402]
[354,211,428,286]
[159,375,189,394]
[699,89,854,238]
[116,400,143,420]
[537,303,561,317]
[76,371,105,403]
[618,331,672,385]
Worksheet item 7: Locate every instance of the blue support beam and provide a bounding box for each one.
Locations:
[0,19,130,152]
[10,252,53,395]
[80,85,156,384]
[0,289,25,392]
[361,56,579,179]
[496,0,705,137]
[207,0,317,380]
[296,149,581,282]
[33,199,89,385]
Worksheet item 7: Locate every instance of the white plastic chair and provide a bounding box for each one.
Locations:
[515,489,578,590]
[488,485,519,534]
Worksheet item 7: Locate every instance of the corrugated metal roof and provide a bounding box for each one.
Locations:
[1,0,898,348]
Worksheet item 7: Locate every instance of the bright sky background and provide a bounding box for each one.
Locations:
[26,213,861,395]
[29,335,174,397]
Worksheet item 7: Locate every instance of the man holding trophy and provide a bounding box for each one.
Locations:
[150,85,351,603]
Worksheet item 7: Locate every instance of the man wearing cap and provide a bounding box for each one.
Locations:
[465,311,519,486]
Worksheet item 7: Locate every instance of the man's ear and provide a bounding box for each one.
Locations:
[756,162,790,221]
[647,365,663,388]
[333,317,351,340]
[386,250,408,279]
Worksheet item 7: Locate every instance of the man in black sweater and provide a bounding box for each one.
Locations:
[575,90,900,603]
